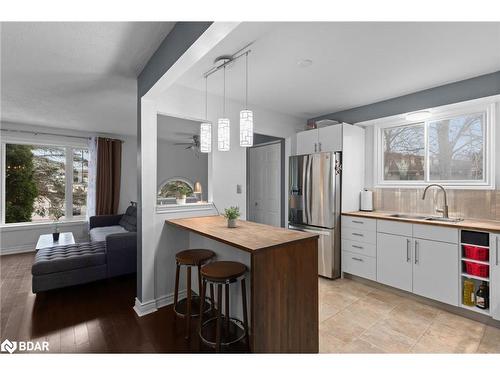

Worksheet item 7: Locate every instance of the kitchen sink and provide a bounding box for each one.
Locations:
[424,217,463,223]
[389,214,429,220]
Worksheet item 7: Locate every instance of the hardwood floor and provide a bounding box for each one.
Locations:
[0,252,246,353]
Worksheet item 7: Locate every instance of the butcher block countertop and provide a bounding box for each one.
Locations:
[166,215,318,253]
[343,211,500,233]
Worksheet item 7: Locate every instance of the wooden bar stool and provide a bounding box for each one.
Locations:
[199,261,249,352]
[174,249,215,339]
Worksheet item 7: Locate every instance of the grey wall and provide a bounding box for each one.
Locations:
[310,70,500,124]
[136,22,212,300]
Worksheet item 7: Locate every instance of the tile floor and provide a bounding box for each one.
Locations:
[319,277,500,353]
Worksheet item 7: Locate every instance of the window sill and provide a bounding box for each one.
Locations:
[374,184,495,190]
[155,202,216,214]
[0,219,88,232]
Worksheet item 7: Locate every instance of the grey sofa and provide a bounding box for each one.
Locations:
[31,204,137,293]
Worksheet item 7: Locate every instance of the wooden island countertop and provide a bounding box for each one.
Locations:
[166,215,318,252]
[165,215,319,353]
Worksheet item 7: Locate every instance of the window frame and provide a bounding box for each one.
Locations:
[0,136,89,225]
[373,101,496,189]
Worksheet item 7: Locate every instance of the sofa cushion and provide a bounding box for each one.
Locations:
[119,205,137,232]
[32,242,106,276]
[90,225,128,242]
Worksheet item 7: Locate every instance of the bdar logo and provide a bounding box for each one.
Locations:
[1,339,17,354]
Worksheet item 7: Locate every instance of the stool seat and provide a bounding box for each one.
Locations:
[201,261,246,282]
[176,249,215,266]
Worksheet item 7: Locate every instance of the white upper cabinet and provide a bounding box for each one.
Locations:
[295,124,343,155]
[412,238,459,306]
[490,234,500,320]
[296,129,318,155]
[318,125,342,152]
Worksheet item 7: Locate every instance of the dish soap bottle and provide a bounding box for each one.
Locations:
[463,279,475,306]
[476,281,489,310]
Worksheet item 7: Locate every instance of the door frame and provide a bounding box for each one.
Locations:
[246,134,285,227]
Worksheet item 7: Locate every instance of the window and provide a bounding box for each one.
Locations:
[375,102,495,189]
[2,143,89,224]
[157,178,200,205]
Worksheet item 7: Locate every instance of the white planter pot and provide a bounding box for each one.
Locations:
[176,195,187,205]
[227,219,237,228]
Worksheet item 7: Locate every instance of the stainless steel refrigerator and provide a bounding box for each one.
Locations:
[288,151,341,279]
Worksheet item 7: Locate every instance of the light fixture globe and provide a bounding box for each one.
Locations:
[218,118,230,151]
[240,110,253,147]
[200,122,212,153]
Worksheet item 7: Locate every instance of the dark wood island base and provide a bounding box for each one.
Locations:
[166,215,319,353]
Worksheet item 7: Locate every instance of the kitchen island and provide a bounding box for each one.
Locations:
[166,215,319,353]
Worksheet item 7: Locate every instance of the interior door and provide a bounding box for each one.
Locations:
[377,233,413,292]
[490,234,500,320]
[248,142,281,227]
[412,238,459,306]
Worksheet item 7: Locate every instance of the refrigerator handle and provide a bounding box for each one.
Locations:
[333,152,342,228]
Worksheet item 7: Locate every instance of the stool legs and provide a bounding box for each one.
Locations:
[210,284,215,315]
[185,266,192,339]
[174,263,180,308]
[215,284,223,352]
[225,284,230,334]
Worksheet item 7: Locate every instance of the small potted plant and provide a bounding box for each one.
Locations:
[175,185,191,205]
[223,206,240,228]
[49,204,64,241]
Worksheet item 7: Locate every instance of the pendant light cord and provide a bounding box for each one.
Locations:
[223,65,226,117]
[204,76,208,120]
[245,52,249,110]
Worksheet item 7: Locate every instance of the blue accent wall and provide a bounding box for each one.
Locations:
[310,70,500,124]
[136,22,212,300]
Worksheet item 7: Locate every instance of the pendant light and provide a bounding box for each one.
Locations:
[200,77,211,153]
[217,65,230,151]
[240,52,253,147]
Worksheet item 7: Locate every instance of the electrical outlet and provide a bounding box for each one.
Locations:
[236,184,242,194]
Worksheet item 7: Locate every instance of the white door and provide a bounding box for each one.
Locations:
[490,234,500,320]
[296,129,318,155]
[377,233,413,292]
[248,142,281,227]
[413,238,459,306]
[318,125,342,152]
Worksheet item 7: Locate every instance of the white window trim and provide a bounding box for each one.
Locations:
[370,98,497,190]
[0,139,89,225]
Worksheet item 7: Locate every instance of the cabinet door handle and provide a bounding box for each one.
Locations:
[352,245,364,250]
[414,240,419,264]
[406,239,411,262]
[314,143,317,152]
[352,232,364,237]
[496,236,499,266]
[352,257,363,262]
[352,220,364,224]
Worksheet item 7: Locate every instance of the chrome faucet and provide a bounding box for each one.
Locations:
[422,184,449,218]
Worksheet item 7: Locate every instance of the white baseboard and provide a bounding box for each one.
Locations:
[0,245,35,256]
[133,289,187,317]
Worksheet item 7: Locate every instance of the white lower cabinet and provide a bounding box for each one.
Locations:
[412,238,459,306]
[376,233,413,292]
[342,251,376,281]
[490,234,500,320]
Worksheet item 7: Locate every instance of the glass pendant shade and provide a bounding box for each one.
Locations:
[217,118,230,151]
[200,122,211,153]
[239,110,254,147]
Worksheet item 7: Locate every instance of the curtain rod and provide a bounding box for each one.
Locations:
[0,129,124,143]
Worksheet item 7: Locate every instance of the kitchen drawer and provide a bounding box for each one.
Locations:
[342,239,376,257]
[342,216,376,231]
[413,224,458,244]
[342,251,376,281]
[341,227,376,244]
[377,219,412,237]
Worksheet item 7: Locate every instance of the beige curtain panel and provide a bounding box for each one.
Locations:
[96,137,122,215]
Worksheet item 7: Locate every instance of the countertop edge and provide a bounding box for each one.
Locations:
[342,211,500,233]
[165,218,318,253]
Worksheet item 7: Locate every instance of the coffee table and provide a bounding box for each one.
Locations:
[35,232,75,251]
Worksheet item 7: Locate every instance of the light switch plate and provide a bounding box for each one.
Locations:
[236,184,242,194]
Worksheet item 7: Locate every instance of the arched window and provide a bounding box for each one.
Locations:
[157,177,197,205]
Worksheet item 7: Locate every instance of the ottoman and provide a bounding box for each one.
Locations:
[31,242,107,293]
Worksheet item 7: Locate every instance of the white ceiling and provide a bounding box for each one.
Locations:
[177,22,500,120]
[157,114,200,143]
[1,22,175,135]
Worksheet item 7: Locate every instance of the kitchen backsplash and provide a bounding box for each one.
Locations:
[373,188,500,221]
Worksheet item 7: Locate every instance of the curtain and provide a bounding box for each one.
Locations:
[96,137,122,215]
[86,137,97,219]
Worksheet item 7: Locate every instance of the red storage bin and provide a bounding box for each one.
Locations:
[463,245,489,261]
[464,261,489,278]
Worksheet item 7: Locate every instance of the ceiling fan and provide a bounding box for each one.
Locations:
[174,135,200,155]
